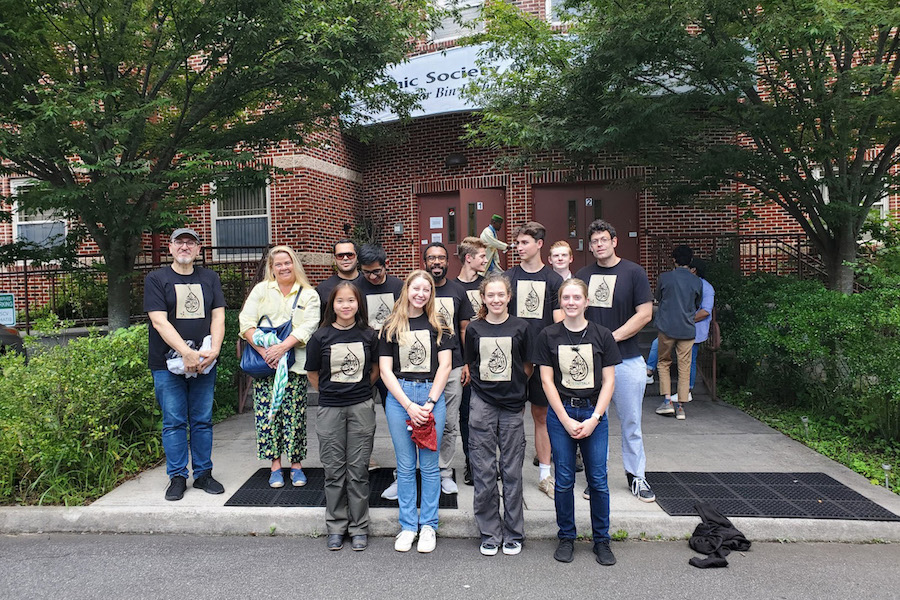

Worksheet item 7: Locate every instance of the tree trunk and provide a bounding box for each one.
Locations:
[105,243,140,331]
[825,227,858,294]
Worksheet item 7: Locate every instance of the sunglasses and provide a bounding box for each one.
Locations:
[335,252,356,259]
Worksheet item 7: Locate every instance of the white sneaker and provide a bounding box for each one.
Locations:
[441,476,459,495]
[394,529,417,552]
[480,542,499,556]
[417,525,436,553]
[670,392,693,403]
[502,541,522,555]
[381,479,398,500]
[646,372,655,384]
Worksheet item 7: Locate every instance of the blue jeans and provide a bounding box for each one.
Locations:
[647,338,699,389]
[152,368,216,479]
[385,379,447,532]
[547,405,610,547]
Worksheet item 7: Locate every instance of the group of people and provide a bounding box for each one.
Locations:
[144,216,712,566]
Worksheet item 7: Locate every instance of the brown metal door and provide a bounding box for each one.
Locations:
[461,188,506,272]
[533,183,640,270]
[418,192,460,277]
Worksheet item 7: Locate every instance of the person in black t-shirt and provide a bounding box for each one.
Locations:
[456,236,488,486]
[316,239,360,306]
[378,270,455,553]
[145,228,226,501]
[534,278,621,567]
[306,281,379,552]
[464,274,531,557]
[504,221,563,499]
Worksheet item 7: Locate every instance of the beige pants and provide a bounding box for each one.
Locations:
[657,333,694,402]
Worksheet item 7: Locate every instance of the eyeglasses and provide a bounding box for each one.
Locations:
[362,267,385,277]
[590,237,613,246]
[335,252,356,259]
[425,255,448,264]
[172,240,198,247]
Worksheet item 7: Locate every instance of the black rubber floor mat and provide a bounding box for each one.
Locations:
[225,467,458,509]
[645,472,899,520]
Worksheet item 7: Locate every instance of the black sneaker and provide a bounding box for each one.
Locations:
[582,486,590,500]
[595,541,616,566]
[630,476,656,503]
[464,463,473,486]
[554,539,575,563]
[165,476,187,501]
[193,473,225,495]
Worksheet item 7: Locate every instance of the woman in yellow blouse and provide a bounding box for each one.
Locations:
[239,246,321,488]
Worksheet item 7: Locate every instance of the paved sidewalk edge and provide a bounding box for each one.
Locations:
[2,506,898,543]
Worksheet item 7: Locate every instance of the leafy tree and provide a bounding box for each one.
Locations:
[464,0,900,293]
[0,0,431,328]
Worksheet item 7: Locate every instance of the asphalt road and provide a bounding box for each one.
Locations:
[1,534,898,600]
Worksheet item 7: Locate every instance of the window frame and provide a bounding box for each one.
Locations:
[9,177,68,250]
[209,180,272,261]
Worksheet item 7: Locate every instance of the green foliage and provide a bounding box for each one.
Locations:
[0,314,241,505]
[854,215,900,288]
[0,325,159,505]
[465,0,900,292]
[716,273,900,443]
[0,0,434,329]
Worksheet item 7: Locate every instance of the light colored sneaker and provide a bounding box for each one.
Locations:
[538,475,555,499]
[502,541,522,555]
[417,525,436,553]
[675,404,686,420]
[441,476,459,495]
[394,530,417,552]
[646,371,655,384]
[368,457,379,471]
[480,542,499,556]
[670,392,693,402]
[381,479,398,500]
[655,400,675,416]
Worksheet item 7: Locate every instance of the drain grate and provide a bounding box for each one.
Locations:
[645,472,900,520]
[225,467,458,509]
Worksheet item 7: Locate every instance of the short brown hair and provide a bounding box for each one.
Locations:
[549,240,573,255]
[457,236,486,261]
[513,221,547,242]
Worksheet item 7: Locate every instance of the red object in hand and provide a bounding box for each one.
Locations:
[406,413,437,451]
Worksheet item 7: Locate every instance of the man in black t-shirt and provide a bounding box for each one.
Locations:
[455,236,488,485]
[316,239,360,306]
[575,219,656,504]
[145,228,226,501]
[424,242,475,496]
[357,244,404,332]
[504,222,563,499]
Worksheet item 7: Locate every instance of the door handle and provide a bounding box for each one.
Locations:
[577,239,584,251]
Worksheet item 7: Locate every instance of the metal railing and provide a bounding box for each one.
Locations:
[0,246,269,332]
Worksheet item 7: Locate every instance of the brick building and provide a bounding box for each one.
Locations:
[1,1,898,305]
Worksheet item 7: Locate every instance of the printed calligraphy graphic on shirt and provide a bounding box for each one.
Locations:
[465,290,482,315]
[435,297,456,332]
[366,293,395,330]
[559,344,594,390]
[329,342,365,384]
[516,280,546,320]
[479,336,512,382]
[399,330,431,373]
[174,284,206,319]
[587,274,617,309]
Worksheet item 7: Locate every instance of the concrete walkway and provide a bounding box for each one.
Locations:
[3,387,899,542]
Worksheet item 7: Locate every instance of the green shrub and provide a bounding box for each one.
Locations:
[716,273,900,443]
[0,312,242,505]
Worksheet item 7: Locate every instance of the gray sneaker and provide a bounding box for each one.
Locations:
[381,479,399,500]
[656,400,675,416]
[675,404,686,420]
[631,477,656,503]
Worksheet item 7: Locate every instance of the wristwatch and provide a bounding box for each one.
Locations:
[425,397,435,406]
[592,412,602,422]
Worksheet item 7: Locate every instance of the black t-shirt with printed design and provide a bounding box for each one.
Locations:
[355,275,404,331]
[534,321,622,401]
[144,266,226,371]
[434,278,475,369]
[575,259,653,359]
[316,273,361,308]
[377,313,457,381]
[504,265,562,356]
[464,316,531,411]
[305,325,379,407]
[456,275,485,318]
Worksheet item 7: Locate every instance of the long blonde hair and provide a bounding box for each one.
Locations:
[264,245,312,290]
[382,270,450,345]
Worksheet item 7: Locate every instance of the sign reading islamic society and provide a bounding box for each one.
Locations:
[365,44,510,124]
